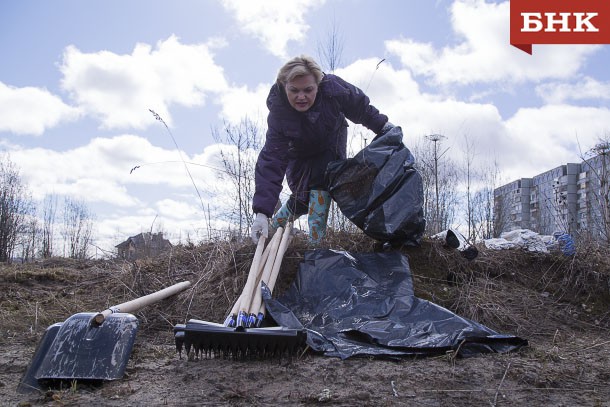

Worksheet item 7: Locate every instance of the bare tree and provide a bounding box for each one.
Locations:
[436,166,460,233]
[212,118,262,238]
[41,194,57,258]
[19,215,39,262]
[472,157,502,240]
[0,154,33,262]
[316,14,344,73]
[493,191,510,238]
[460,134,478,242]
[61,197,94,259]
[580,138,610,242]
[413,135,458,234]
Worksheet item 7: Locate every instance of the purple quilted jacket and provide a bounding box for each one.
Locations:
[252,74,388,217]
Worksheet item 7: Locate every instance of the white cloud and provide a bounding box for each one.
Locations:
[502,104,610,180]
[60,35,229,129]
[335,58,505,158]
[536,77,610,104]
[385,0,600,85]
[220,0,325,58]
[336,58,421,106]
[218,83,270,124]
[7,134,217,204]
[6,133,255,251]
[332,57,610,189]
[0,82,81,136]
[155,198,201,221]
[9,138,141,206]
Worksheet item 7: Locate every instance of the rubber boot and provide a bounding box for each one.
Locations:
[308,190,331,244]
[271,202,295,229]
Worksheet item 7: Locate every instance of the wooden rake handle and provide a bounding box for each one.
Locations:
[93,280,192,325]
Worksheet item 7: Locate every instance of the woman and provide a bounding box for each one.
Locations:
[251,55,393,244]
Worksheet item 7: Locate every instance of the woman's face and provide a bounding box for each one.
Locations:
[285,74,318,112]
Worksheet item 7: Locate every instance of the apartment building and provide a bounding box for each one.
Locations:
[494,154,608,238]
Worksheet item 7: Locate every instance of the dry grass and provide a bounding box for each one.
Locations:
[408,238,610,338]
[4,230,610,407]
[1,230,609,348]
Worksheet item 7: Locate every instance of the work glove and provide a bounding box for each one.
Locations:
[250,213,269,244]
[271,201,296,229]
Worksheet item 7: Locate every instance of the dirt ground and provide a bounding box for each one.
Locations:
[1,234,609,406]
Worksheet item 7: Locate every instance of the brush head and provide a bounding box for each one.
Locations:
[174,319,307,359]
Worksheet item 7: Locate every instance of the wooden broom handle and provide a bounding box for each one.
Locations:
[93,281,192,324]
[267,223,293,294]
[226,232,277,323]
[239,236,274,314]
[229,236,266,315]
[248,226,285,315]
[258,223,292,315]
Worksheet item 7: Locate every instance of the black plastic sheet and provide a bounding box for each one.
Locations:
[264,249,527,359]
[325,126,426,246]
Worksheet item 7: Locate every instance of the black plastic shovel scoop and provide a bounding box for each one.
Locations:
[17,281,191,393]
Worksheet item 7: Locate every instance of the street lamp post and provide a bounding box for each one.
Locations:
[426,134,447,232]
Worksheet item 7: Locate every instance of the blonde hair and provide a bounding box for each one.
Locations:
[276,55,324,86]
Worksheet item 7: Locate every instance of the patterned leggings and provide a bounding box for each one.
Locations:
[271,190,331,244]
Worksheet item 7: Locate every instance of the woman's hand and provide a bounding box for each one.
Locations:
[379,121,395,135]
[250,213,269,243]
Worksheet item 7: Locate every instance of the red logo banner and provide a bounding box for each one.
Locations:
[510,0,610,54]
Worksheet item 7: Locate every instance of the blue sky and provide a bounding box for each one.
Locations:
[1,0,609,253]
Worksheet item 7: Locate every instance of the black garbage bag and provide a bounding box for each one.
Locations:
[325,126,426,246]
[263,249,527,359]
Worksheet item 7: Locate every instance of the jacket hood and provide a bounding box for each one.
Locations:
[266,82,284,111]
